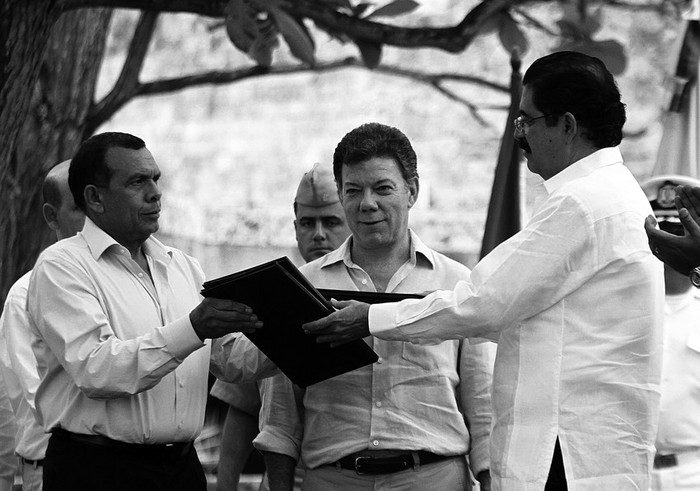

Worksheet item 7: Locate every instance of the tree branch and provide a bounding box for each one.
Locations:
[57,0,538,52]
[83,56,510,132]
[86,10,159,136]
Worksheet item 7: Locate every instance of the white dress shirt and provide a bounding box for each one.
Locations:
[370,148,664,490]
[0,368,17,489]
[27,218,274,444]
[656,289,700,453]
[0,272,49,460]
[255,232,495,476]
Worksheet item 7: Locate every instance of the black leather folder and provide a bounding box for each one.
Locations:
[200,257,378,387]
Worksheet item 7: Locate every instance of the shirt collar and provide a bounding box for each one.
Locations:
[544,146,623,195]
[81,217,173,264]
[317,229,435,270]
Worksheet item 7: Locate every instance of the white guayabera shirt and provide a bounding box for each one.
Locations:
[370,147,665,490]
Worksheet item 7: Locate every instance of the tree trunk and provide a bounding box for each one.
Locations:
[0,7,112,306]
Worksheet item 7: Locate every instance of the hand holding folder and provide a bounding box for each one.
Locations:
[200,257,378,387]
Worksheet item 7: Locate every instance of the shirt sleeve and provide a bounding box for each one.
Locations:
[459,339,496,476]
[0,280,40,412]
[0,371,17,483]
[27,255,206,399]
[253,374,304,461]
[209,333,278,383]
[369,192,596,343]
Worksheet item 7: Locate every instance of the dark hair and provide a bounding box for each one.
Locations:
[332,123,418,186]
[69,132,145,211]
[522,51,626,148]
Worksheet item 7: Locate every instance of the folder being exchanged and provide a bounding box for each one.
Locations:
[200,257,378,387]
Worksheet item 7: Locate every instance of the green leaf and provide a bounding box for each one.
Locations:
[224,0,258,53]
[498,14,529,57]
[249,16,279,67]
[353,2,372,17]
[269,7,316,65]
[366,0,420,19]
[356,38,382,68]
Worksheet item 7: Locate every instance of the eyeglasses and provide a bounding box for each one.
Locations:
[513,114,550,133]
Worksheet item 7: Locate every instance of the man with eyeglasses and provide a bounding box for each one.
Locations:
[303,51,664,490]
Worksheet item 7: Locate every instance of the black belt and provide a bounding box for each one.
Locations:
[20,457,44,467]
[654,453,678,469]
[51,428,192,461]
[335,451,451,475]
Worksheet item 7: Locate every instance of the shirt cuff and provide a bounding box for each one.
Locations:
[161,315,205,361]
[469,438,490,477]
[368,302,404,340]
[253,426,300,461]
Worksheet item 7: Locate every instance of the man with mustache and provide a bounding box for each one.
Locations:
[304,52,664,490]
[26,132,276,491]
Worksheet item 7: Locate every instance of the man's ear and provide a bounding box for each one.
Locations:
[84,185,104,214]
[407,178,419,208]
[42,203,59,232]
[562,112,578,142]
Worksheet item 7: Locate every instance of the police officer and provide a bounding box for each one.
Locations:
[642,175,700,491]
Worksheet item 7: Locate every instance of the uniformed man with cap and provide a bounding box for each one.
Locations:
[642,174,700,491]
[293,162,351,263]
[210,163,350,490]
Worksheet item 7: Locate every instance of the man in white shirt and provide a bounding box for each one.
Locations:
[642,175,700,490]
[26,132,275,490]
[303,51,664,490]
[256,122,495,491]
[0,161,84,491]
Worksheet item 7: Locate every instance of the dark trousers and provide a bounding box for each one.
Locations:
[43,431,207,491]
[544,438,568,491]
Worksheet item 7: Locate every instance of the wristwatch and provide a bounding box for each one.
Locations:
[691,266,700,288]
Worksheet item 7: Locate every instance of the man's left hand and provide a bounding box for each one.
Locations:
[303,299,370,347]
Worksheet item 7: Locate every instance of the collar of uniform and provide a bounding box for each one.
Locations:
[317,229,435,270]
[544,146,623,195]
[81,217,173,264]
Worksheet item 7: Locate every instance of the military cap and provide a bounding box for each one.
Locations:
[294,162,339,207]
[641,174,700,223]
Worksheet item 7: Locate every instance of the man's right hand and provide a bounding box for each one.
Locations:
[189,297,263,341]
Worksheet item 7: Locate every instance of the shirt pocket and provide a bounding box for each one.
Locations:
[687,329,700,354]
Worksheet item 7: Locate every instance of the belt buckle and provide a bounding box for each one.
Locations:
[354,456,373,475]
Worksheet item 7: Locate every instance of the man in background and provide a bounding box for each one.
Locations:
[27,132,275,490]
[211,162,350,490]
[0,161,84,491]
[643,175,700,491]
[256,122,494,491]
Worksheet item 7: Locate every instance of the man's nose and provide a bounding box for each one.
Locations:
[313,221,327,240]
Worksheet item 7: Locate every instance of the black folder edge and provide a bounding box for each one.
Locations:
[318,289,425,304]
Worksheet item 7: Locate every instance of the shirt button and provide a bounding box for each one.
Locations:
[361,279,368,285]
[372,440,379,446]
[138,272,144,278]
[376,358,383,364]
[375,401,382,408]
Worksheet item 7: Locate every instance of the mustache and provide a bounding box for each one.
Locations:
[517,137,531,153]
